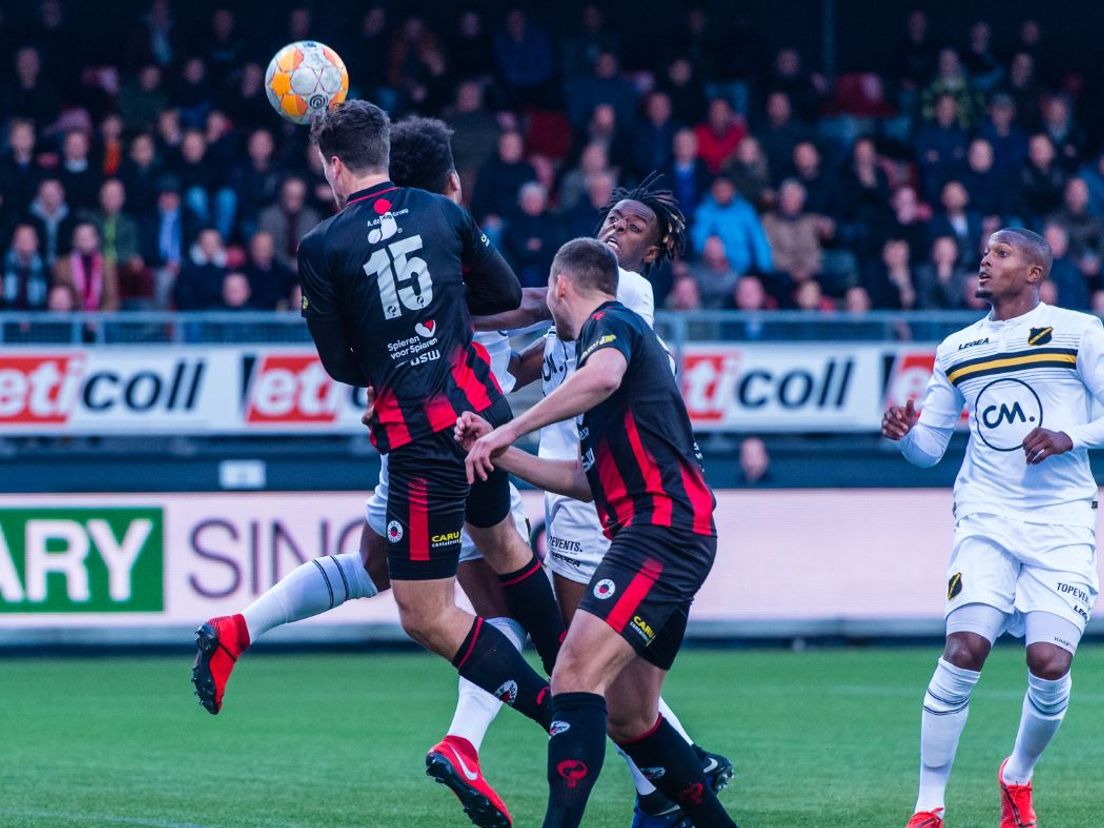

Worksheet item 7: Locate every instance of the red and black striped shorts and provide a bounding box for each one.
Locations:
[578,524,717,670]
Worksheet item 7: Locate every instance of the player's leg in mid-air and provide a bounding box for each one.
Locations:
[547,500,732,828]
[543,526,737,828]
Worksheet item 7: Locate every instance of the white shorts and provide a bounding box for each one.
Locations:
[365,454,529,564]
[945,512,1099,638]
[544,492,609,584]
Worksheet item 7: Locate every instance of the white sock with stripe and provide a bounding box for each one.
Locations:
[915,658,980,813]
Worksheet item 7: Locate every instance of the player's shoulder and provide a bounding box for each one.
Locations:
[1039,303,1102,337]
[616,268,653,303]
[299,211,339,249]
[935,314,991,360]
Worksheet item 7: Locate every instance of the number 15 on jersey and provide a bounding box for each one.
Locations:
[364,234,433,320]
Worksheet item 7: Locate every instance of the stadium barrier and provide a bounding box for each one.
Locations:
[1,489,1102,648]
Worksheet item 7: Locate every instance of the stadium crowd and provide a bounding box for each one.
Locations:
[2,1,1103,315]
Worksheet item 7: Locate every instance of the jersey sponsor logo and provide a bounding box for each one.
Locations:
[947,572,963,600]
[494,680,518,705]
[593,578,616,599]
[1057,582,1090,604]
[415,320,436,338]
[244,354,342,424]
[548,534,584,554]
[631,614,656,643]
[386,520,403,543]
[958,337,990,350]
[549,720,571,736]
[1028,327,1053,346]
[386,327,440,363]
[408,350,441,367]
[366,207,409,245]
[974,378,1042,451]
[579,334,616,362]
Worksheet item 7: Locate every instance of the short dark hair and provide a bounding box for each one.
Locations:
[994,226,1053,278]
[389,116,455,194]
[310,100,389,173]
[553,238,619,295]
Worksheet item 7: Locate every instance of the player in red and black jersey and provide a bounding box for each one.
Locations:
[460,238,736,828]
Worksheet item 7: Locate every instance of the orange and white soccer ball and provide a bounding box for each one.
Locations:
[265,41,349,124]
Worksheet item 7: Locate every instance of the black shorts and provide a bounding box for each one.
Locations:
[578,524,717,670]
[386,396,513,581]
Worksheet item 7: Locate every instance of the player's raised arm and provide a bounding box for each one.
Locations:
[473,287,551,331]
[888,356,962,468]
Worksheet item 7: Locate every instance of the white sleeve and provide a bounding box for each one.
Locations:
[1064,317,1104,449]
[898,355,962,468]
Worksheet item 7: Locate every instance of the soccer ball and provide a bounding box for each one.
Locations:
[265,41,349,125]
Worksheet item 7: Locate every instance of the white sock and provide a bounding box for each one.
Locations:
[658,697,693,744]
[915,658,980,813]
[241,552,378,640]
[1002,671,1072,785]
[616,743,657,795]
[446,617,525,752]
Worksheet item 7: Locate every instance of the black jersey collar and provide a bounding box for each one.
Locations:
[345,181,399,208]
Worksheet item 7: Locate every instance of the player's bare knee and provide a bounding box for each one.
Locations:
[550,643,598,694]
[1026,644,1072,680]
[942,632,990,671]
[605,700,656,744]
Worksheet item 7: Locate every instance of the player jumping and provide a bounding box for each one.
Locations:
[460,237,740,828]
[886,228,1103,828]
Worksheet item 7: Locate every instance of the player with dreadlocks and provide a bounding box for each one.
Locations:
[509,173,733,827]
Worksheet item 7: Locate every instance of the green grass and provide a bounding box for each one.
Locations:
[4,645,1104,827]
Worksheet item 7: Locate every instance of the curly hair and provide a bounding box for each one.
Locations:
[596,171,687,273]
[388,116,455,194]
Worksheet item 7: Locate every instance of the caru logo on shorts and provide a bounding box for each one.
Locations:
[974,378,1043,451]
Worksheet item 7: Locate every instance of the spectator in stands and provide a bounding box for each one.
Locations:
[766,47,822,124]
[789,141,838,218]
[562,169,615,240]
[920,48,983,129]
[572,103,632,173]
[176,128,235,242]
[665,267,702,311]
[119,64,168,132]
[84,179,144,303]
[1018,133,1067,228]
[1047,178,1104,285]
[962,20,1004,93]
[503,182,561,288]
[930,180,983,267]
[658,56,708,127]
[726,135,773,212]
[57,131,100,211]
[691,235,741,309]
[4,45,59,123]
[471,130,537,237]
[221,62,271,132]
[143,177,198,309]
[839,136,891,254]
[1042,221,1092,311]
[632,92,678,179]
[203,8,245,87]
[561,4,619,81]
[1,224,48,310]
[155,108,183,159]
[174,227,227,310]
[793,278,834,312]
[46,282,77,312]
[54,222,119,311]
[219,271,255,310]
[128,0,178,68]
[897,9,937,99]
[843,285,873,313]
[0,118,40,223]
[493,9,554,107]
[258,177,321,273]
[27,179,76,267]
[663,128,712,221]
[117,133,161,219]
[450,9,495,82]
[566,50,638,132]
[758,91,810,187]
[243,230,296,311]
[1041,96,1085,171]
[1079,148,1104,218]
[961,138,1011,223]
[979,93,1029,179]
[387,16,450,114]
[695,98,746,175]
[730,273,773,311]
[231,129,280,242]
[173,57,213,130]
[863,237,917,309]
[914,235,969,309]
[1002,52,1043,129]
[444,81,500,199]
[762,179,823,286]
[99,114,126,179]
[559,142,611,214]
[692,174,772,275]
[915,93,969,202]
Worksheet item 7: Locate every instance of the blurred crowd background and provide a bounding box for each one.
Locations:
[3,0,1104,317]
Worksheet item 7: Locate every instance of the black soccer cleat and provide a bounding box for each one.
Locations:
[697,747,735,794]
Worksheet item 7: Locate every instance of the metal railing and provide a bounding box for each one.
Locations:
[0,309,999,347]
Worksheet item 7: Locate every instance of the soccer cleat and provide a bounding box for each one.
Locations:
[632,792,691,828]
[192,614,250,715]
[999,758,1038,827]
[426,735,512,828]
[698,749,734,794]
[904,809,944,828]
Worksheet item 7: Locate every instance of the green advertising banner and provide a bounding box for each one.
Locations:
[0,508,163,613]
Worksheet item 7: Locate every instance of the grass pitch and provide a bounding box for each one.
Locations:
[4,645,1104,827]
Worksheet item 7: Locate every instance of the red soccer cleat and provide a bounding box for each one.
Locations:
[904,809,944,828]
[192,614,250,715]
[426,735,512,828]
[999,758,1038,827]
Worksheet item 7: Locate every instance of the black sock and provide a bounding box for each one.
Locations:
[618,717,737,827]
[498,553,564,673]
[543,692,607,828]
[452,617,551,729]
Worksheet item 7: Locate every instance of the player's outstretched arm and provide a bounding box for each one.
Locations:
[455,412,592,500]
[472,287,550,332]
[508,338,547,390]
